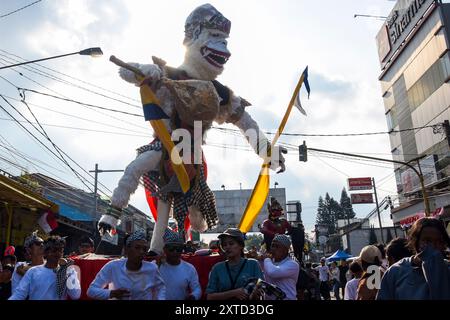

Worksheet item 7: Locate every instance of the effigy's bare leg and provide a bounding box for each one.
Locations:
[98,150,162,231]
[150,199,171,254]
[111,150,162,209]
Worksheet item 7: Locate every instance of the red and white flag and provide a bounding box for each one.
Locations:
[38,211,58,234]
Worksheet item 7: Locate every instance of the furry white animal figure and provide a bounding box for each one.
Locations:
[103,3,286,254]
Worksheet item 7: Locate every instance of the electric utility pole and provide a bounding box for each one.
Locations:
[89,164,124,219]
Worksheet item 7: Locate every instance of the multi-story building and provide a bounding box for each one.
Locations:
[212,187,286,232]
[376,0,450,228]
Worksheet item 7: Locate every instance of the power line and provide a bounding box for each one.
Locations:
[0,96,113,196]
[0,0,42,19]
[0,117,150,137]
[311,154,350,178]
[0,94,149,135]
[1,66,439,140]
[19,88,143,117]
[0,53,141,109]
[212,124,438,138]
[0,49,141,104]
[0,72,149,131]
[0,141,67,175]
[0,96,94,192]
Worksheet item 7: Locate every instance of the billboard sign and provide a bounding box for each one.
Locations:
[399,154,438,193]
[351,193,374,204]
[376,0,437,69]
[348,177,373,191]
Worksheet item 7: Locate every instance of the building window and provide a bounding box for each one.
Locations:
[386,107,397,131]
[407,53,450,112]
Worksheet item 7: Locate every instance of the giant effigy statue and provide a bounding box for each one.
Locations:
[100,3,286,254]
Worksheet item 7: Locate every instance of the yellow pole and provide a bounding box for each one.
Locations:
[415,159,431,216]
[5,203,13,246]
[419,174,431,216]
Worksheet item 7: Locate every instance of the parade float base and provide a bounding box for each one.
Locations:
[72,252,224,300]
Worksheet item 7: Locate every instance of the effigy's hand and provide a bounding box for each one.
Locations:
[268,145,287,173]
[119,63,162,86]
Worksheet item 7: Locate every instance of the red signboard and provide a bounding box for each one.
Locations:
[351,193,374,204]
[348,177,373,191]
[399,207,444,228]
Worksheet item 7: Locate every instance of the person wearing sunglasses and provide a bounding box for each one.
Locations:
[159,228,201,300]
[77,237,95,255]
[12,231,45,294]
[10,236,81,300]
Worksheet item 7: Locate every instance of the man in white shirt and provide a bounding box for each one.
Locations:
[344,261,363,300]
[12,231,45,293]
[159,228,201,300]
[314,257,331,300]
[87,230,165,300]
[9,236,81,300]
[263,234,299,300]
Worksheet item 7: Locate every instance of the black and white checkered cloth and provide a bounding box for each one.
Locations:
[138,140,219,236]
[55,260,74,299]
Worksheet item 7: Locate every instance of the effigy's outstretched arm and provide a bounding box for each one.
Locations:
[118,62,163,86]
[234,110,286,172]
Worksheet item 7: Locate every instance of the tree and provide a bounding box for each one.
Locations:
[340,188,356,220]
[369,225,378,245]
[244,234,264,249]
[316,193,342,235]
[316,195,333,235]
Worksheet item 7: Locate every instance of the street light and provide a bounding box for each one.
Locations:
[0,47,103,70]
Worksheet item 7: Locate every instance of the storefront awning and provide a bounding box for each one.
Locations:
[0,174,58,212]
[46,196,94,222]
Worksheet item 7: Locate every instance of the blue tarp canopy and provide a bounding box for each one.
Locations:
[46,196,94,222]
[326,249,352,262]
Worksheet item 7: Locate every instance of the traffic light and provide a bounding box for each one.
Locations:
[299,140,308,162]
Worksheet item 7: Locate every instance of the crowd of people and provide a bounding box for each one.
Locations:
[0,217,449,300]
[296,217,450,300]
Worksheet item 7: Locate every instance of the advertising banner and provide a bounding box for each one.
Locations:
[348,177,373,191]
[351,193,374,204]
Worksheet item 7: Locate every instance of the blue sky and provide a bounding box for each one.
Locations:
[0,0,405,232]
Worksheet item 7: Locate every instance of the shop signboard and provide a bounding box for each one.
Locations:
[348,177,373,191]
[351,193,374,204]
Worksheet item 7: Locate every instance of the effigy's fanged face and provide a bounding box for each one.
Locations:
[184,27,231,80]
[197,29,231,70]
